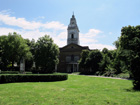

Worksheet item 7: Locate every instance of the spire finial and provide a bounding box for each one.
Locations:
[72,11,75,18]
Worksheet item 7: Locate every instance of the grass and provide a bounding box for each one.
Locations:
[0,75,140,105]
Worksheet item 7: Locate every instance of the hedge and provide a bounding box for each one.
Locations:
[0,71,33,74]
[0,74,68,83]
[0,71,19,74]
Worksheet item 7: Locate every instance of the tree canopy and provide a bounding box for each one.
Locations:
[118,25,140,90]
[0,33,59,73]
[0,32,32,70]
[34,35,59,73]
[79,49,102,74]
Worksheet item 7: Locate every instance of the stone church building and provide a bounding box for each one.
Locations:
[57,14,89,73]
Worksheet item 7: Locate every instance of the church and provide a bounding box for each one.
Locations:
[57,14,89,73]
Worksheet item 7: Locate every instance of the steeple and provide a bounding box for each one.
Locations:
[72,11,74,17]
[67,14,80,45]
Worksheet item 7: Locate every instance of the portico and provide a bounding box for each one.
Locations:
[66,63,79,73]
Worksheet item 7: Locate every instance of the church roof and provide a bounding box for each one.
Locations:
[59,43,89,50]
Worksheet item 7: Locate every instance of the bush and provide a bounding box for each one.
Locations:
[0,74,68,83]
[116,73,130,79]
[0,71,33,74]
[25,72,32,74]
[0,71,19,74]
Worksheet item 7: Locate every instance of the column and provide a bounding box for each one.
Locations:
[73,64,74,72]
[77,64,79,72]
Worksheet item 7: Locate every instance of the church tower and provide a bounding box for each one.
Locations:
[67,14,79,45]
[57,13,89,73]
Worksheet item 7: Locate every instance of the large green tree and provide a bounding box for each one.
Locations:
[79,50,102,74]
[86,50,102,74]
[79,50,90,74]
[24,39,36,71]
[99,48,115,76]
[0,32,32,70]
[0,35,9,70]
[118,25,140,90]
[34,35,59,73]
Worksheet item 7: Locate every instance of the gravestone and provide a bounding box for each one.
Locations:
[20,57,25,73]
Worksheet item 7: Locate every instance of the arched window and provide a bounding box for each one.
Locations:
[71,34,74,39]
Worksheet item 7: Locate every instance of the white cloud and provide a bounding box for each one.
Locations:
[0,14,66,30]
[0,27,115,50]
[0,9,14,15]
[0,14,42,30]
[80,29,115,50]
[57,31,67,40]
[0,27,17,35]
[80,29,101,44]
[43,21,67,30]
[88,44,115,50]
[85,29,102,37]
[0,11,115,50]
[53,38,66,47]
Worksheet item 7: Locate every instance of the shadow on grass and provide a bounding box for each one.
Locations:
[125,88,140,92]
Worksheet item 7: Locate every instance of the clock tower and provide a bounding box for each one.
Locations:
[67,14,79,45]
[57,13,90,73]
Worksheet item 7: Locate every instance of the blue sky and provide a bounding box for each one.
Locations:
[0,0,140,50]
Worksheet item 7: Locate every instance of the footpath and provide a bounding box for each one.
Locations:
[70,74,132,80]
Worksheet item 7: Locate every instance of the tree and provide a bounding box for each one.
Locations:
[34,35,59,73]
[99,48,118,76]
[118,25,140,90]
[24,39,36,71]
[86,50,102,74]
[99,53,111,75]
[79,50,90,74]
[0,35,9,70]
[79,50,102,75]
[0,32,32,70]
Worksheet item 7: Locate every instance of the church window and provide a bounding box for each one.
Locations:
[71,55,74,61]
[71,34,74,39]
[71,46,74,48]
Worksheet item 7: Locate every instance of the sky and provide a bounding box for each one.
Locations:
[0,0,140,50]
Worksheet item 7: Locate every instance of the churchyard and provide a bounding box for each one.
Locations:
[0,75,140,105]
[0,19,140,105]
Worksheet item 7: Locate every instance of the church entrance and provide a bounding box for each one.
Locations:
[66,63,79,73]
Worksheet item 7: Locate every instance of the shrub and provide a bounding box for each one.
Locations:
[0,71,19,74]
[0,71,33,74]
[0,74,68,83]
[25,72,32,74]
[116,73,130,79]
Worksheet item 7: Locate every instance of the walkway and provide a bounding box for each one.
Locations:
[70,74,131,80]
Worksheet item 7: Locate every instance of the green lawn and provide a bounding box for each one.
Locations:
[0,75,140,105]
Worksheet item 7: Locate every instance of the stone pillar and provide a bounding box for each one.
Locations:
[55,64,57,72]
[77,64,79,72]
[73,64,74,72]
[20,57,25,73]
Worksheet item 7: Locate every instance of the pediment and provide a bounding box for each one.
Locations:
[60,43,89,51]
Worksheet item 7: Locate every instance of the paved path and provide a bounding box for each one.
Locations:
[70,74,131,80]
